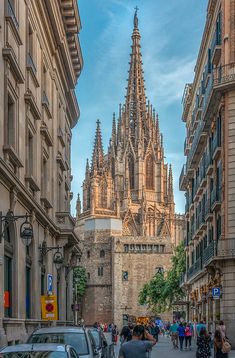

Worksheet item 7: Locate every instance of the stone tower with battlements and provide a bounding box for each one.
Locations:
[75,10,184,327]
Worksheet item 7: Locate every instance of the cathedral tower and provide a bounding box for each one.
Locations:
[76,10,184,327]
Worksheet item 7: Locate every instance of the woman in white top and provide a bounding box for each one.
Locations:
[218,320,226,339]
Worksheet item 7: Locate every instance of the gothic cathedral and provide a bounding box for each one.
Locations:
[75,11,184,327]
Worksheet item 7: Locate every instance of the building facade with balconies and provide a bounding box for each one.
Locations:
[179,0,235,344]
[0,0,83,345]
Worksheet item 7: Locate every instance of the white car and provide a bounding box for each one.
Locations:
[27,326,99,358]
[0,343,79,358]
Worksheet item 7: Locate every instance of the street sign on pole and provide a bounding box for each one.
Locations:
[41,295,58,320]
[212,287,220,299]
[47,274,53,294]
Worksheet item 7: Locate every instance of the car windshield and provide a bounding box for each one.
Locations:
[28,333,88,355]
[90,330,100,348]
[0,352,67,358]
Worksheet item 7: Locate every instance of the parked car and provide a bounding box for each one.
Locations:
[0,343,79,358]
[27,326,99,358]
[87,329,115,358]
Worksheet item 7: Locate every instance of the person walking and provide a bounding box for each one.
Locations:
[120,326,132,345]
[177,322,185,351]
[214,329,230,358]
[196,320,206,337]
[112,325,118,345]
[119,324,156,358]
[170,321,179,349]
[185,322,193,350]
[196,327,211,358]
[218,321,226,339]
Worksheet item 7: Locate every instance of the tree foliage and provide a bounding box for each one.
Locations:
[139,241,186,313]
[73,267,88,298]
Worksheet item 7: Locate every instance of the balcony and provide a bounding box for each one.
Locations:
[214,62,235,92]
[187,120,207,169]
[212,131,221,160]
[198,210,206,231]
[205,152,213,175]
[205,199,213,221]
[184,138,189,156]
[179,272,186,287]
[179,164,187,191]
[202,240,216,266]
[211,28,221,66]
[187,258,202,281]
[211,187,221,211]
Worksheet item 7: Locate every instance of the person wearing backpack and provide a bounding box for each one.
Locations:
[214,329,231,358]
[185,322,193,350]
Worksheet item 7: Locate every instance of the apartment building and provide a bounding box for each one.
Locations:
[180,0,235,343]
[0,0,83,345]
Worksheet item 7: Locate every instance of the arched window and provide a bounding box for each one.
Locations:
[128,155,135,189]
[146,155,154,190]
[100,250,105,258]
[87,250,90,259]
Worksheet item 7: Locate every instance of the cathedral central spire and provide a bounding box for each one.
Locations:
[124,9,147,142]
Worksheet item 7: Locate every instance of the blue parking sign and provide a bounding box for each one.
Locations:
[212,287,220,299]
[47,274,53,294]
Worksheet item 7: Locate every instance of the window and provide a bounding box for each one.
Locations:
[159,245,165,253]
[41,270,45,295]
[100,250,105,258]
[128,156,134,189]
[6,94,15,147]
[124,244,129,252]
[87,272,90,280]
[27,131,34,175]
[146,155,154,189]
[155,267,164,274]
[98,267,103,277]
[87,251,90,259]
[122,271,128,281]
[26,266,31,319]
[28,23,33,58]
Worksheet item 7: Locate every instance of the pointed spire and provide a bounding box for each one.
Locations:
[91,119,104,175]
[156,113,160,143]
[112,113,116,144]
[76,193,81,216]
[85,158,90,179]
[124,8,147,142]
[168,164,174,203]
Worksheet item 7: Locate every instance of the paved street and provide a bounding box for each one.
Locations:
[115,335,235,358]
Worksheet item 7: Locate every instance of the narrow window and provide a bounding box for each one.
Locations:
[146,155,154,189]
[27,131,33,175]
[98,267,104,277]
[87,251,90,259]
[100,250,105,258]
[28,23,33,58]
[26,266,31,319]
[128,156,135,189]
[7,94,15,147]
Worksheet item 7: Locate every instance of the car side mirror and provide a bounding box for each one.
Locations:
[93,348,99,356]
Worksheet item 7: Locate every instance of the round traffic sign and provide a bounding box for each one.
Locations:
[46,303,54,312]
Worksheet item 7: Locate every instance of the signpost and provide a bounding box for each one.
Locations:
[47,274,53,295]
[41,295,58,320]
[212,287,221,299]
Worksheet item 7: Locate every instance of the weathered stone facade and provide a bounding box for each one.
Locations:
[179,0,235,347]
[0,0,82,346]
[75,11,184,328]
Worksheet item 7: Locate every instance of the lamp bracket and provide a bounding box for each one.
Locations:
[0,210,32,242]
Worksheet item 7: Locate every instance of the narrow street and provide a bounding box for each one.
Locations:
[115,336,197,358]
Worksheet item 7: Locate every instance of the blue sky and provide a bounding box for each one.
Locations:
[71,0,207,215]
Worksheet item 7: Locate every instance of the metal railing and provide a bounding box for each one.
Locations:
[212,130,221,156]
[7,0,19,29]
[187,120,206,168]
[211,28,222,57]
[202,240,216,265]
[187,258,202,280]
[214,62,235,87]
[211,187,221,208]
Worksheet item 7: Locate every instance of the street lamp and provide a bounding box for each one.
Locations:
[0,210,33,246]
[38,240,64,266]
[53,250,64,271]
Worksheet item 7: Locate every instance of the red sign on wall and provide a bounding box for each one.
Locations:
[4,291,10,308]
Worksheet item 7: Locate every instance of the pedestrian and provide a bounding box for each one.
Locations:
[185,322,193,350]
[170,320,179,349]
[214,329,230,358]
[177,322,185,351]
[119,324,156,358]
[120,326,132,345]
[218,320,226,339]
[196,327,211,358]
[150,322,160,342]
[112,324,118,345]
[196,320,206,337]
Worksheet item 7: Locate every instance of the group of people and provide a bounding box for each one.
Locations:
[169,320,231,358]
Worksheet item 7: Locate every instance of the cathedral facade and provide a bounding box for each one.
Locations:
[75,11,184,327]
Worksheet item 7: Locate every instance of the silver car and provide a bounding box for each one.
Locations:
[27,326,98,358]
[0,343,79,358]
